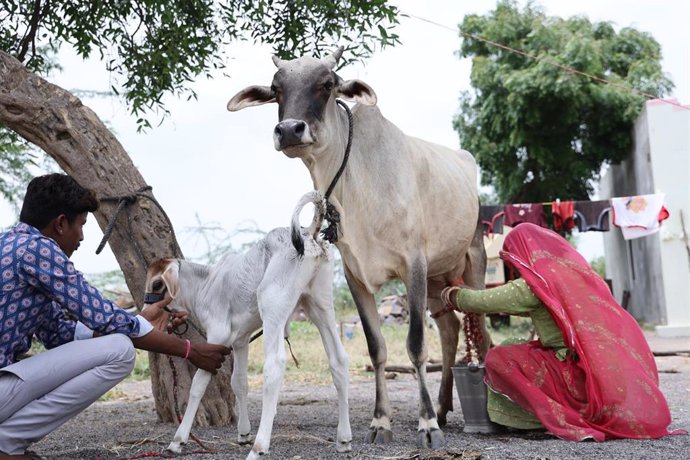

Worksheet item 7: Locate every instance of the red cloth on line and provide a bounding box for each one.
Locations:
[485,223,685,441]
[551,200,575,231]
[503,203,548,228]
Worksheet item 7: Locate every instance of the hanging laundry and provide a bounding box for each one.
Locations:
[503,203,548,228]
[551,201,576,232]
[573,200,611,232]
[610,193,670,240]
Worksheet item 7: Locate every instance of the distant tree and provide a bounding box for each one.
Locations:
[0,0,400,427]
[455,0,673,203]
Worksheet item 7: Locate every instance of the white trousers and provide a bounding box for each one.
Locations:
[0,334,135,455]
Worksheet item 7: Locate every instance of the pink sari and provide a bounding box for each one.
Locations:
[484,223,683,441]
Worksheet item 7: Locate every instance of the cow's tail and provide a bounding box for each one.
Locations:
[290,190,327,256]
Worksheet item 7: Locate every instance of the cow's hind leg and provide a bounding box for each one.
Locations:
[406,256,444,448]
[426,290,460,427]
[462,219,491,357]
[344,267,393,444]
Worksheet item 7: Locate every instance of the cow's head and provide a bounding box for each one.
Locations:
[227,47,377,159]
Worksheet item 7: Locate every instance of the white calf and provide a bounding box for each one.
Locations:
[143,191,351,459]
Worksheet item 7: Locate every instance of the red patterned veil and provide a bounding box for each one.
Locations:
[484,223,684,441]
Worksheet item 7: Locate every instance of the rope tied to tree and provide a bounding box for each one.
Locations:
[320,99,353,244]
[96,185,178,267]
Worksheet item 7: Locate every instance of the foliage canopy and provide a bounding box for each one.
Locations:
[454,0,673,203]
[0,0,400,203]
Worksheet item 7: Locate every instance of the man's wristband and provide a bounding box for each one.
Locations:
[184,339,191,360]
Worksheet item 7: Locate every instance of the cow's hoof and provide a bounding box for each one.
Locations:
[366,426,393,444]
[336,439,352,453]
[418,427,444,449]
[166,441,183,454]
[238,432,253,445]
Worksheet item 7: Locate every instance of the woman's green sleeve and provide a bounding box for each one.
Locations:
[455,278,541,315]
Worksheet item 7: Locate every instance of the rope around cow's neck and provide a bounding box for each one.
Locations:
[320,99,353,244]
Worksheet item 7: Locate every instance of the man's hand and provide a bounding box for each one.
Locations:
[141,297,189,333]
[188,342,232,374]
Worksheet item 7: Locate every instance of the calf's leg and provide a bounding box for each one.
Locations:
[167,368,213,453]
[168,331,232,454]
[246,282,302,460]
[231,343,252,444]
[302,268,352,452]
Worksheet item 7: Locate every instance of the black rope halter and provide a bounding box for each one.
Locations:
[321,99,353,243]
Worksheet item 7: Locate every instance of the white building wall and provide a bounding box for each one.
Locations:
[601,99,690,337]
[645,100,690,336]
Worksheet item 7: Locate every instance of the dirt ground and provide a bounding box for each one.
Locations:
[31,335,690,460]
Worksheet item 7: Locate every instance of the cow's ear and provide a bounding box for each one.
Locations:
[337,79,377,106]
[161,261,180,299]
[227,85,275,111]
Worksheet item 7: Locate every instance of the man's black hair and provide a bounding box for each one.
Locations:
[19,173,99,229]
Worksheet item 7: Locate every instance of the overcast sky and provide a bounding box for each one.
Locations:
[1,0,688,274]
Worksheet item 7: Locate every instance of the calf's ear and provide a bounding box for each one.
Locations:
[227,85,275,111]
[161,261,181,299]
[336,79,377,106]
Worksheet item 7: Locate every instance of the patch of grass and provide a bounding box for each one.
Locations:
[129,349,151,381]
[99,387,127,401]
[245,313,535,388]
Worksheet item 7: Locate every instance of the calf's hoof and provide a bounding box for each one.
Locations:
[166,441,183,454]
[245,447,265,460]
[418,427,444,449]
[238,432,254,445]
[336,439,352,453]
[366,426,393,444]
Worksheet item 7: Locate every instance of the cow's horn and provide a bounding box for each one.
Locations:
[323,46,344,69]
[272,54,285,68]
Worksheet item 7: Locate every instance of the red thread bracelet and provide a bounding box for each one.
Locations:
[184,339,191,360]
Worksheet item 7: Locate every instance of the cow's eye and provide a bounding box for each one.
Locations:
[323,81,334,91]
[270,84,278,95]
[152,280,164,292]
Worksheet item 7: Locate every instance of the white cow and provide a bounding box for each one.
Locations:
[228,47,490,447]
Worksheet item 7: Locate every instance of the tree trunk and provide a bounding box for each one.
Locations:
[0,50,234,426]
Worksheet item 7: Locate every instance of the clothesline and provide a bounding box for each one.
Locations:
[481,193,669,240]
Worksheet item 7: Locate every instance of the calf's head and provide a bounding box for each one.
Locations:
[144,258,180,304]
[227,47,377,159]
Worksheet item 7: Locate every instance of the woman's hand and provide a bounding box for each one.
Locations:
[440,286,461,309]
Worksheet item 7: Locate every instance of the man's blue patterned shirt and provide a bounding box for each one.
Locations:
[0,223,142,368]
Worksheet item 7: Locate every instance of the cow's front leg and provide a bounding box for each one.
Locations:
[407,258,444,448]
[344,268,393,444]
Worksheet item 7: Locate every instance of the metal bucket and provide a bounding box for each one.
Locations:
[452,363,502,433]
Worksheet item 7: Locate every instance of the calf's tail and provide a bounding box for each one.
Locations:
[290,190,327,256]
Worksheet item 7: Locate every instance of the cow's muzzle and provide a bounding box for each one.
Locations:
[273,119,314,150]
